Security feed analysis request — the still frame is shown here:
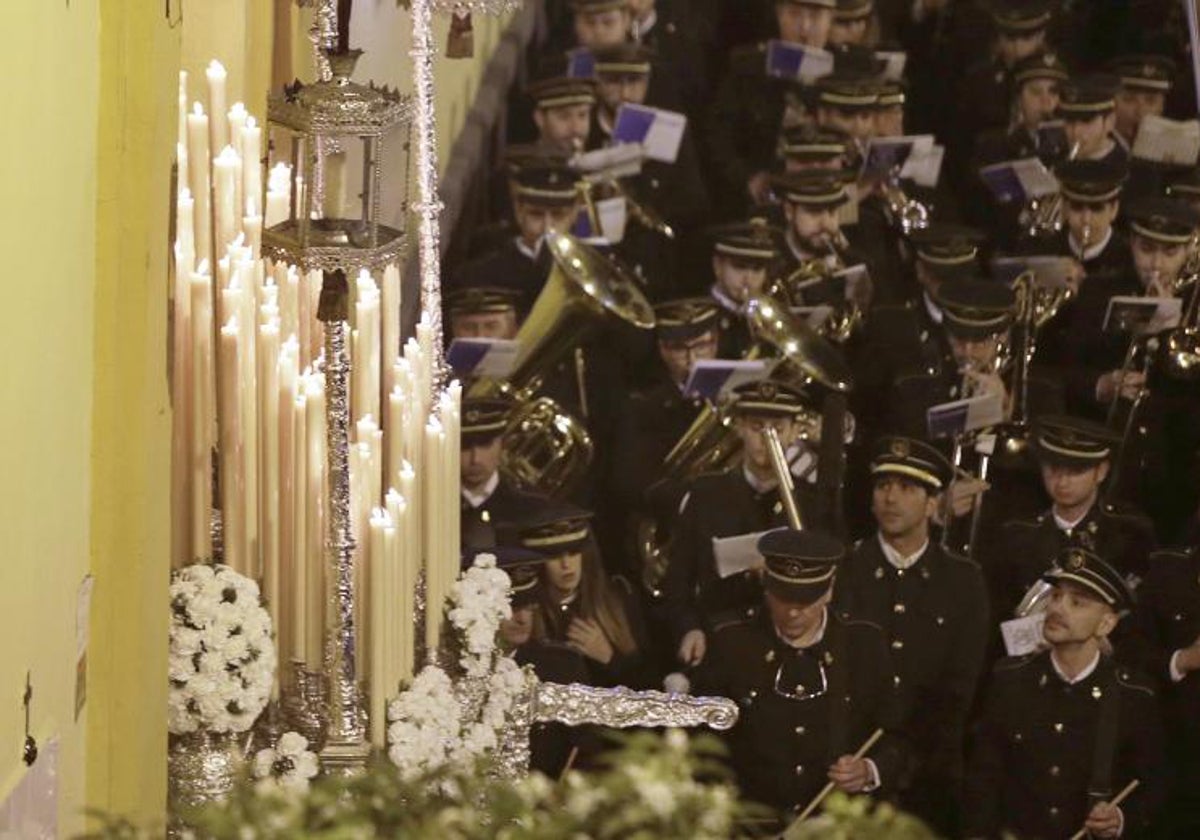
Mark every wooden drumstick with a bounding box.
[794,728,884,821]
[1067,779,1140,840]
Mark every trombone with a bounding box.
[764,426,804,530]
[1020,141,1079,239]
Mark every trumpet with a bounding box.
[768,235,863,343]
[577,173,675,240]
[880,166,931,235]
[1020,141,1079,238]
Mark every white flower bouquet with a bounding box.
[168,563,276,735]
[252,731,320,793]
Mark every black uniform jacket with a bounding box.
[695,607,911,814]
[460,477,547,550]
[663,468,825,643]
[449,237,553,319]
[1129,547,1200,799]
[964,651,1166,839]
[985,501,1157,622]
[838,536,990,789]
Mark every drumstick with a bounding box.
[794,728,884,821]
[1067,779,1140,840]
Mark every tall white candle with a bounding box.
[258,318,282,696]
[277,337,300,665]
[242,117,263,217]
[367,509,391,747]
[176,188,196,277]
[304,373,326,667]
[206,60,229,153]
[213,145,241,257]
[265,162,291,228]
[381,263,401,399]
[189,265,214,562]
[219,315,246,575]
[291,382,309,663]
[186,103,212,270]
[178,70,189,152]
[386,487,413,685]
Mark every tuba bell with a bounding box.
[1158,238,1200,381]
[472,232,656,497]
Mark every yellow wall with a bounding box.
[0,2,101,834]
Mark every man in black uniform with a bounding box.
[829,0,874,48]
[1059,74,1129,168]
[459,397,546,550]
[839,436,989,835]
[526,59,597,157]
[444,286,521,342]
[664,378,828,668]
[704,0,837,216]
[985,415,1157,623]
[964,547,1166,839]
[1035,159,1140,418]
[695,527,910,818]
[1130,543,1200,834]
[452,158,581,318]
[703,219,784,356]
[1109,54,1175,155]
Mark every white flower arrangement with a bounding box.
[168,563,276,735]
[387,553,530,779]
[252,731,320,794]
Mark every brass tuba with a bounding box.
[473,232,656,497]
[1158,238,1200,381]
[635,293,851,593]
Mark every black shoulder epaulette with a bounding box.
[1115,667,1156,697]
[994,652,1039,673]
[711,604,759,633]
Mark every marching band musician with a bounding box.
[694,527,911,819]
[973,50,1070,171]
[704,219,784,357]
[444,286,521,342]
[829,0,874,49]
[983,415,1157,624]
[1109,55,1175,154]
[458,397,546,550]
[664,378,831,669]
[1058,74,1129,168]
[838,436,988,836]
[1111,197,1200,542]
[526,56,597,156]
[1129,542,1200,834]
[964,547,1166,839]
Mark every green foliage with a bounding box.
[781,792,939,840]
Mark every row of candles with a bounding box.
[170,62,461,748]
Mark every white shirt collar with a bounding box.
[922,290,944,324]
[461,471,500,508]
[1069,226,1113,262]
[743,463,778,494]
[776,606,828,649]
[877,533,929,571]
[1052,498,1095,534]
[1050,649,1101,684]
[710,283,743,313]
[514,236,544,261]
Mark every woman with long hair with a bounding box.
[516,502,655,689]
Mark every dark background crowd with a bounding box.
[442,1,1200,836]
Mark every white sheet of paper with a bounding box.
[642,108,688,163]
[1132,115,1200,165]
[1104,295,1182,335]
[900,143,945,188]
[1001,613,1046,657]
[713,531,768,579]
[683,358,772,401]
[876,50,907,81]
[574,143,644,181]
[926,391,1005,439]
[994,255,1075,289]
[595,195,628,243]
[1013,157,1059,199]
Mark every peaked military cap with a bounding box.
[730,378,809,418]
[445,286,521,317]
[1058,74,1119,119]
[708,218,783,261]
[909,223,986,267]
[815,68,881,111]
[1056,159,1126,204]
[569,0,629,12]
[834,0,874,21]
[1043,547,1134,612]
[870,435,953,492]
[1012,51,1069,87]
[516,501,594,554]
[1167,167,1200,199]
[1126,197,1199,245]
[592,42,655,76]
[509,159,580,206]
[874,79,906,108]
[1109,54,1176,93]
[758,528,844,603]
[654,298,722,342]
[526,55,597,109]
[779,124,850,162]
[770,171,851,209]
[1032,414,1118,467]
[461,397,513,444]
[987,0,1054,34]
[935,277,1017,339]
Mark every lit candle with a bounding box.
[277,337,300,665]
[258,318,282,696]
[206,60,229,152]
[265,162,291,228]
[219,315,246,575]
[213,145,241,256]
[382,264,401,399]
[177,70,189,151]
[189,264,214,562]
[304,373,326,667]
[171,239,194,568]
[243,210,263,261]
[176,188,196,277]
[353,271,381,425]
[186,103,212,270]
[387,386,406,491]
[291,379,309,663]
[227,102,248,152]
[386,487,413,686]
[241,116,263,217]
[367,508,392,747]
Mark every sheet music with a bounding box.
[1132,115,1200,165]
